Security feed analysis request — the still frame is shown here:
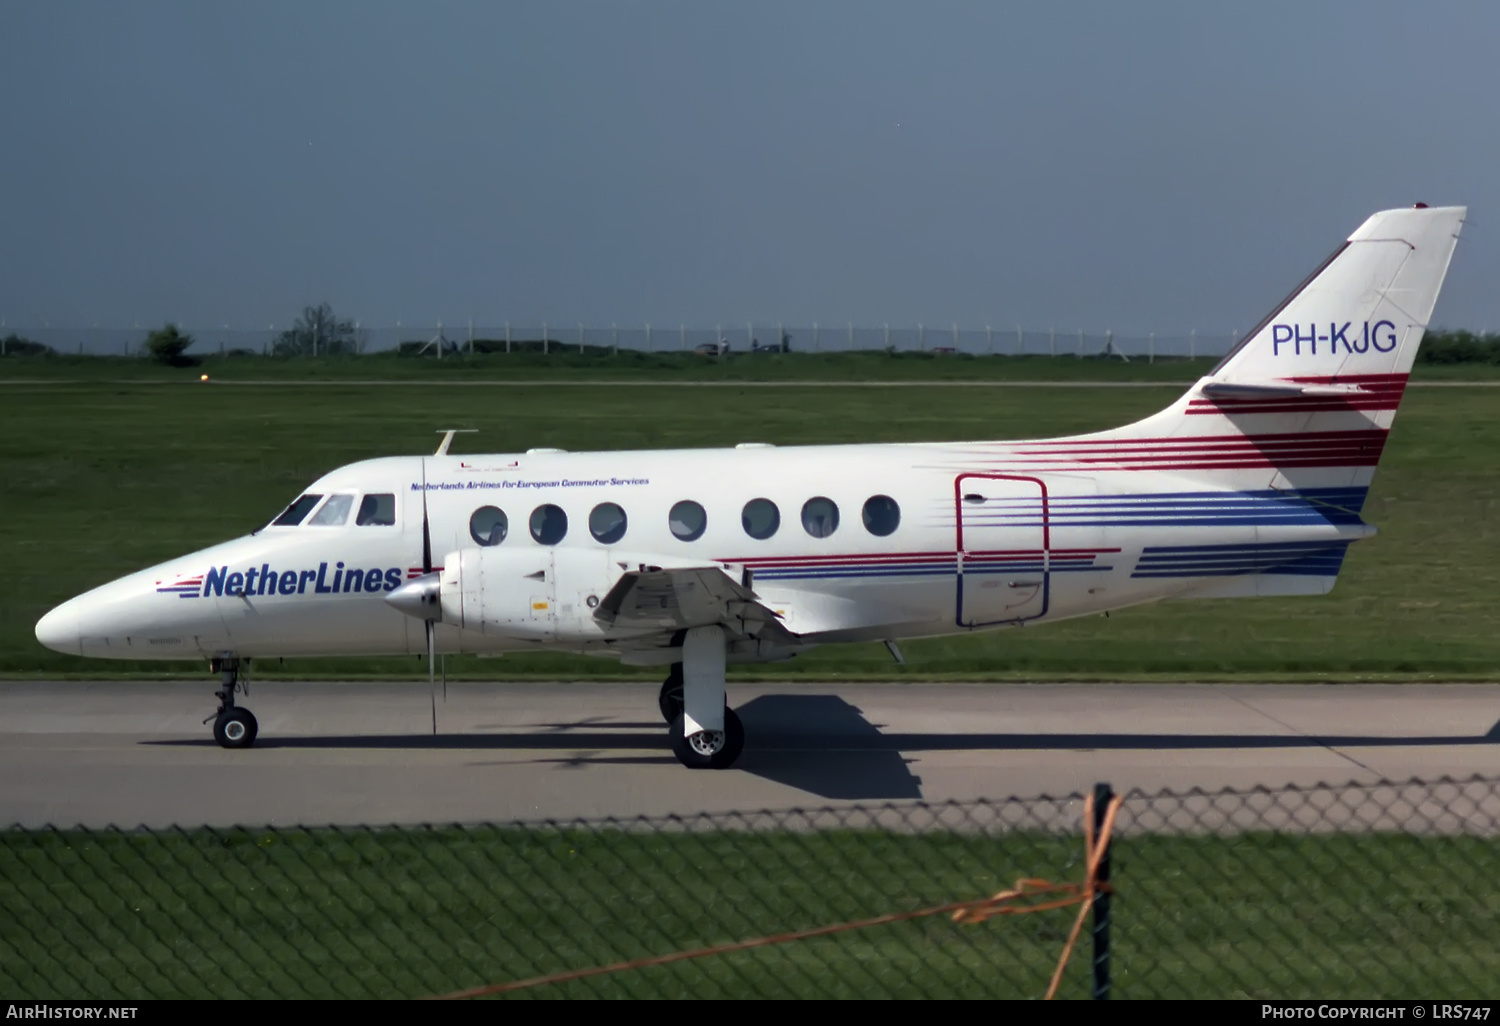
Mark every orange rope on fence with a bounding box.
[431,792,1125,1001]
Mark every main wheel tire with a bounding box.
[657,665,685,723]
[213,708,258,749]
[669,708,744,770]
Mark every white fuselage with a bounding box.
[33,435,1372,664]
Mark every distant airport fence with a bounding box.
[2,775,1497,999]
[0,323,1241,361]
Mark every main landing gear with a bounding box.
[205,657,258,749]
[659,626,744,770]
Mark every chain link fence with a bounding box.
[0,323,1239,361]
[2,775,1497,999]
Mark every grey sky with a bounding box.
[2,1,1496,333]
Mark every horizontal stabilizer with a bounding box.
[1200,382,1373,400]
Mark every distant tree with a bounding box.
[144,324,194,365]
[274,303,361,357]
[1417,328,1500,364]
[0,332,50,357]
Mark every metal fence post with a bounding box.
[1092,781,1113,999]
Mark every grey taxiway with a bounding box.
[2,680,1497,828]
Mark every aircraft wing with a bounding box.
[593,565,785,637]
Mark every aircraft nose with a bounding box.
[35,602,83,656]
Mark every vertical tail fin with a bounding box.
[1030,206,1467,600]
[1083,205,1468,494]
[1207,204,1465,388]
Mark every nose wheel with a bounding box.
[213,707,258,748]
[206,657,258,749]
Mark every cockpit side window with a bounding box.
[308,493,355,526]
[356,493,396,526]
[272,494,324,527]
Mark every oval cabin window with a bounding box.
[669,500,707,542]
[589,502,628,544]
[470,506,509,546]
[801,497,840,539]
[741,498,780,540]
[529,504,568,545]
[861,495,901,537]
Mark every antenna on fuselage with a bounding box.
[434,428,478,456]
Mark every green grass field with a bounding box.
[2,822,1493,999]
[4,353,1500,680]
[9,346,1500,382]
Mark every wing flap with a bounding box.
[594,565,782,633]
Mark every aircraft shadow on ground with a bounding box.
[144,699,1500,802]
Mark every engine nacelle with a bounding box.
[438,547,717,642]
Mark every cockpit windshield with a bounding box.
[271,493,324,527]
[308,494,354,526]
[356,493,396,526]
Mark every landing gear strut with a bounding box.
[205,657,258,749]
[665,626,745,770]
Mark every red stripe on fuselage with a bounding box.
[999,429,1387,470]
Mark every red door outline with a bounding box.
[954,472,1050,627]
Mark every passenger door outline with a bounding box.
[954,472,1050,627]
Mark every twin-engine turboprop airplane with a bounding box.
[35,205,1465,768]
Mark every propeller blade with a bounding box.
[420,458,433,575]
[427,620,436,736]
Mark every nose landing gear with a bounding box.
[205,657,258,749]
